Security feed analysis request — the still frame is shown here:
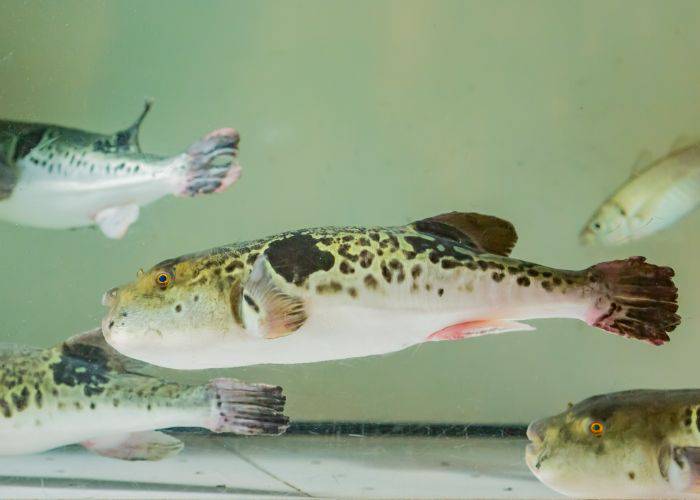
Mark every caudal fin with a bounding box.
[585,256,680,345]
[205,378,289,436]
[176,128,241,197]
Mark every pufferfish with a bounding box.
[102,211,680,369]
[527,389,700,498]
[0,101,241,239]
[581,138,700,245]
[0,329,288,461]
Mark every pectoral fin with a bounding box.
[240,254,307,339]
[94,204,139,239]
[657,445,700,493]
[82,431,183,461]
[62,328,150,376]
[427,319,535,341]
[0,156,17,201]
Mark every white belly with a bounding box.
[0,163,172,229]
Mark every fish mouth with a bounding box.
[579,228,595,246]
[525,419,547,472]
[102,287,119,307]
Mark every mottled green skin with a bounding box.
[0,102,151,200]
[145,224,586,315]
[528,390,700,496]
[0,341,198,423]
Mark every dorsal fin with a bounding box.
[60,328,151,376]
[670,135,697,152]
[630,150,654,178]
[113,99,153,153]
[412,212,518,256]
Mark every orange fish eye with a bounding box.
[589,421,604,435]
[156,272,171,288]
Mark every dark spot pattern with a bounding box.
[12,387,29,412]
[266,233,335,285]
[339,261,355,274]
[317,282,342,294]
[411,265,422,279]
[51,344,110,397]
[517,277,530,287]
[2,398,15,417]
[364,275,378,289]
[359,250,373,268]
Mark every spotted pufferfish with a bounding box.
[102,212,681,369]
[527,389,700,498]
[0,329,288,460]
[0,101,241,239]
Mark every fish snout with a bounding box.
[102,287,120,307]
[579,228,595,246]
[527,419,546,444]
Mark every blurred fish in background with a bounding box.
[581,138,700,245]
[0,101,241,239]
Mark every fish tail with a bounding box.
[203,378,289,435]
[175,128,241,197]
[584,256,680,345]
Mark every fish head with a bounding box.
[101,256,237,368]
[526,391,667,497]
[580,201,633,246]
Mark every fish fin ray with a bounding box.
[62,328,152,376]
[0,155,17,200]
[176,128,241,197]
[663,445,700,493]
[586,257,679,345]
[427,319,535,341]
[630,149,655,177]
[205,378,289,435]
[82,431,183,461]
[94,204,140,239]
[113,99,153,153]
[670,135,697,152]
[241,254,307,339]
[412,212,518,256]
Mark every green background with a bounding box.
[1,0,699,424]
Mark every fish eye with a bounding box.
[156,272,172,288]
[592,222,602,231]
[589,421,604,436]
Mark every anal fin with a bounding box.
[82,431,183,461]
[427,319,535,341]
[240,255,307,339]
[94,204,139,239]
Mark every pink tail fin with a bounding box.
[176,128,241,197]
[205,378,289,436]
[585,256,680,345]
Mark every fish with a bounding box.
[526,389,700,498]
[100,211,681,369]
[0,329,288,460]
[581,139,700,245]
[0,101,241,239]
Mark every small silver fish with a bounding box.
[0,329,288,460]
[0,101,241,239]
[101,212,679,369]
[527,389,700,498]
[581,139,700,245]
